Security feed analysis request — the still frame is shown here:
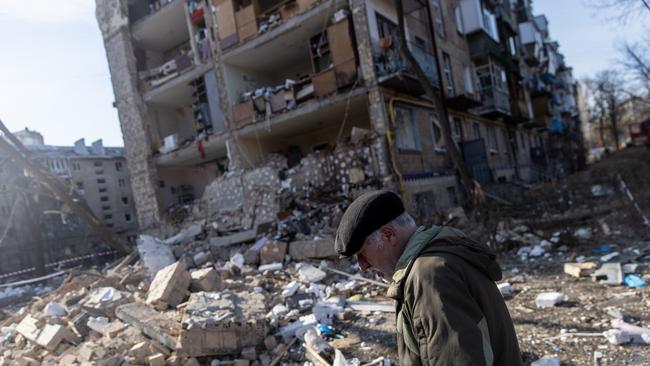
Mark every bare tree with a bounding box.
[585,0,650,24]
[584,71,629,150]
[393,0,477,210]
[620,38,650,99]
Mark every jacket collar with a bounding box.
[387,226,442,300]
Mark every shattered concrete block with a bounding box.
[16,315,41,343]
[146,353,166,366]
[43,302,67,317]
[129,341,151,363]
[192,251,211,267]
[179,292,268,357]
[116,302,181,351]
[234,360,250,366]
[604,329,631,345]
[281,281,300,298]
[190,268,222,292]
[260,241,287,265]
[164,224,203,245]
[137,235,176,279]
[35,324,75,351]
[209,229,257,248]
[147,262,192,310]
[80,286,132,317]
[288,239,337,261]
[564,262,597,277]
[277,314,318,341]
[535,292,567,308]
[298,264,326,283]
[258,263,283,272]
[592,263,624,285]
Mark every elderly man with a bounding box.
[335,190,521,366]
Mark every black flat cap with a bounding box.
[335,190,405,257]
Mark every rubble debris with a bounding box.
[298,264,327,283]
[179,292,267,356]
[563,262,597,277]
[209,229,257,248]
[288,239,337,261]
[137,235,176,279]
[115,302,181,350]
[600,251,620,262]
[80,286,132,317]
[146,261,192,310]
[592,263,624,285]
[624,274,646,288]
[190,267,222,292]
[164,224,203,245]
[530,355,560,366]
[497,282,514,297]
[259,263,283,272]
[535,292,567,308]
[43,302,67,317]
[260,241,287,264]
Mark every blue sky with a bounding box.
[0,0,646,147]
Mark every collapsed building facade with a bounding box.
[96,0,586,231]
[0,129,137,278]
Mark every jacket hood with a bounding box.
[388,226,502,299]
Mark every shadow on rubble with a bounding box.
[338,322,396,345]
[512,317,601,334]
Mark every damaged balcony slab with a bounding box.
[144,63,212,108]
[235,85,368,139]
[154,132,227,167]
[132,0,188,52]
[222,0,347,73]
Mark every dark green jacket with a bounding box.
[387,226,521,366]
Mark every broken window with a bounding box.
[115,162,123,171]
[429,112,444,151]
[96,169,104,175]
[99,188,108,193]
[72,162,80,171]
[102,205,111,211]
[488,127,498,152]
[97,178,106,184]
[100,196,109,202]
[94,161,103,167]
[442,53,455,96]
[122,197,129,204]
[394,105,421,151]
[76,182,84,190]
[451,116,463,141]
[104,214,113,220]
[125,213,132,222]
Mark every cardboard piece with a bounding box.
[313,68,337,97]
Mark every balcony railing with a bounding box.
[477,86,511,116]
[373,38,439,85]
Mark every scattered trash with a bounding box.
[535,292,567,308]
[530,355,560,366]
[624,274,646,288]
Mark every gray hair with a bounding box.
[366,212,415,245]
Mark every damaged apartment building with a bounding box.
[0,129,137,278]
[96,0,585,231]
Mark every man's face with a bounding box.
[356,226,403,278]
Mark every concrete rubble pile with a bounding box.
[0,222,397,365]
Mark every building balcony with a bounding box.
[467,31,504,64]
[143,62,212,108]
[373,39,439,95]
[446,92,481,111]
[155,132,228,167]
[131,0,189,52]
[475,87,511,117]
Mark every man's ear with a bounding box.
[379,225,397,243]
